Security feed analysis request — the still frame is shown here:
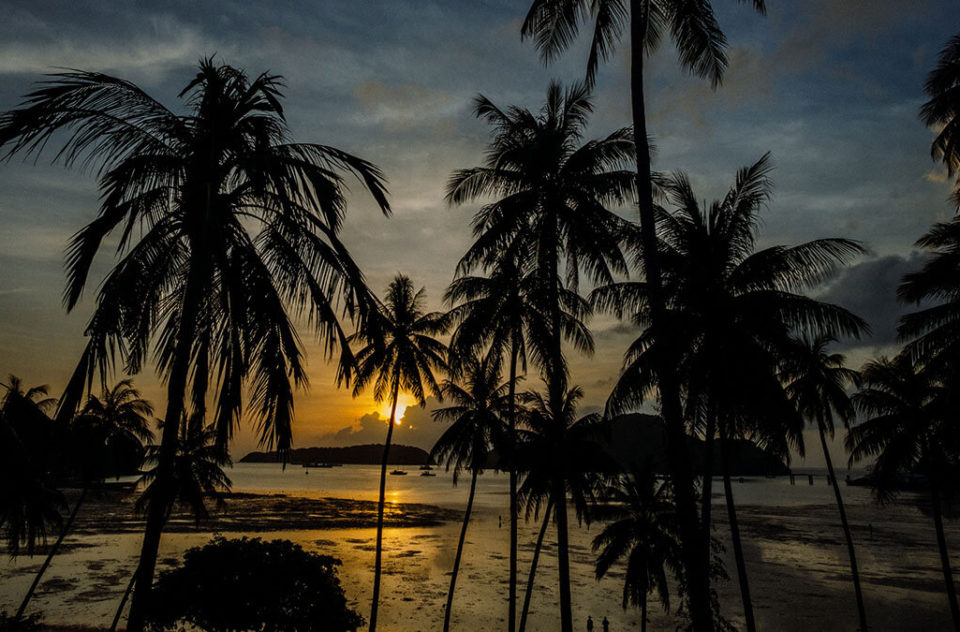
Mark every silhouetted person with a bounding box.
[587,615,593,632]
[602,616,609,632]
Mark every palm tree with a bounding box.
[447,82,632,629]
[849,355,960,631]
[519,3,767,625]
[0,60,389,632]
[782,336,867,632]
[899,218,960,370]
[515,381,610,632]
[430,354,511,632]
[351,274,448,632]
[595,155,866,629]
[921,33,960,206]
[592,465,681,632]
[16,380,154,622]
[0,377,65,558]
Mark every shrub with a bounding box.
[146,537,362,632]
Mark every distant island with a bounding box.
[240,443,432,466]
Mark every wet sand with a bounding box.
[1,484,958,631]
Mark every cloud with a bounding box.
[817,253,928,349]
[316,396,446,451]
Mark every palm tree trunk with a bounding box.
[931,485,960,631]
[701,405,716,556]
[641,592,648,632]
[443,468,479,632]
[15,487,87,621]
[369,374,401,632]
[817,416,868,631]
[553,478,573,632]
[719,432,756,632]
[519,500,553,632]
[126,264,205,632]
[111,564,139,632]
[508,335,520,632]
[628,2,711,628]
[127,274,200,632]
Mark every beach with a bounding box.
[1,464,957,631]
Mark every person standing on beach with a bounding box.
[587,615,594,632]
[602,616,609,631]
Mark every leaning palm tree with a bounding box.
[351,274,448,632]
[519,3,767,625]
[782,336,867,632]
[0,60,389,632]
[515,380,609,632]
[430,354,511,632]
[593,465,681,632]
[921,33,960,206]
[15,380,154,622]
[595,155,866,629]
[850,355,960,631]
[0,377,65,558]
[447,82,632,629]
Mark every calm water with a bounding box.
[4,462,951,631]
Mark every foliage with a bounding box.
[0,611,41,632]
[920,33,960,206]
[146,537,362,632]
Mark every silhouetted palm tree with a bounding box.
[518,499,553,632]
[448,82,632,628]
[899,218,960,371]
[850,354,960,631]
[0,377,64,558]
[0,60,389,632]
[595,155,866,629]
[782,336,867,632]
[430,354,511,632]
[16,380,154,622]
[516,381,609,632]
[519,3,768,622]
[921,33,960,206]
[351,274,448,632]
[592,465,681,632]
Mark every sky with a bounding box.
[0,1,956,465]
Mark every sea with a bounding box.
[1,463,954,631]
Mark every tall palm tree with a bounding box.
[595,155,866,629]
[0,60,389,632]
[447,82,632,629]
[0,377,65,558]
[921,33,960,206]
[592,465,681,632]
[430,354,511,632]
[520,3,767,625]
[516,381,610,632]
[16,380,154,622]
[351,274,448,632]
[782,336,867,632]
[849,354,960,631]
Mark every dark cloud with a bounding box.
[817,253,928,349]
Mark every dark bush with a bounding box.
[146,537,362,632]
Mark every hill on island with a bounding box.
[239,414,788,476]
[240,444,431,466]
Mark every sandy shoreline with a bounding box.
[2,485,959,631]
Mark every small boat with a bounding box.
[390,469,407,476]
[302,462,334,469]
[419,464,434,471]
[420,471,436,477]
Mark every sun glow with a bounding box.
[380,393,413,424]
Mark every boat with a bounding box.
[390,469,407,476]
[302,462,334,469]
[420,471,436,477]
[419,464,433,471]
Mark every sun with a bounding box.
[380,393,413,424]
